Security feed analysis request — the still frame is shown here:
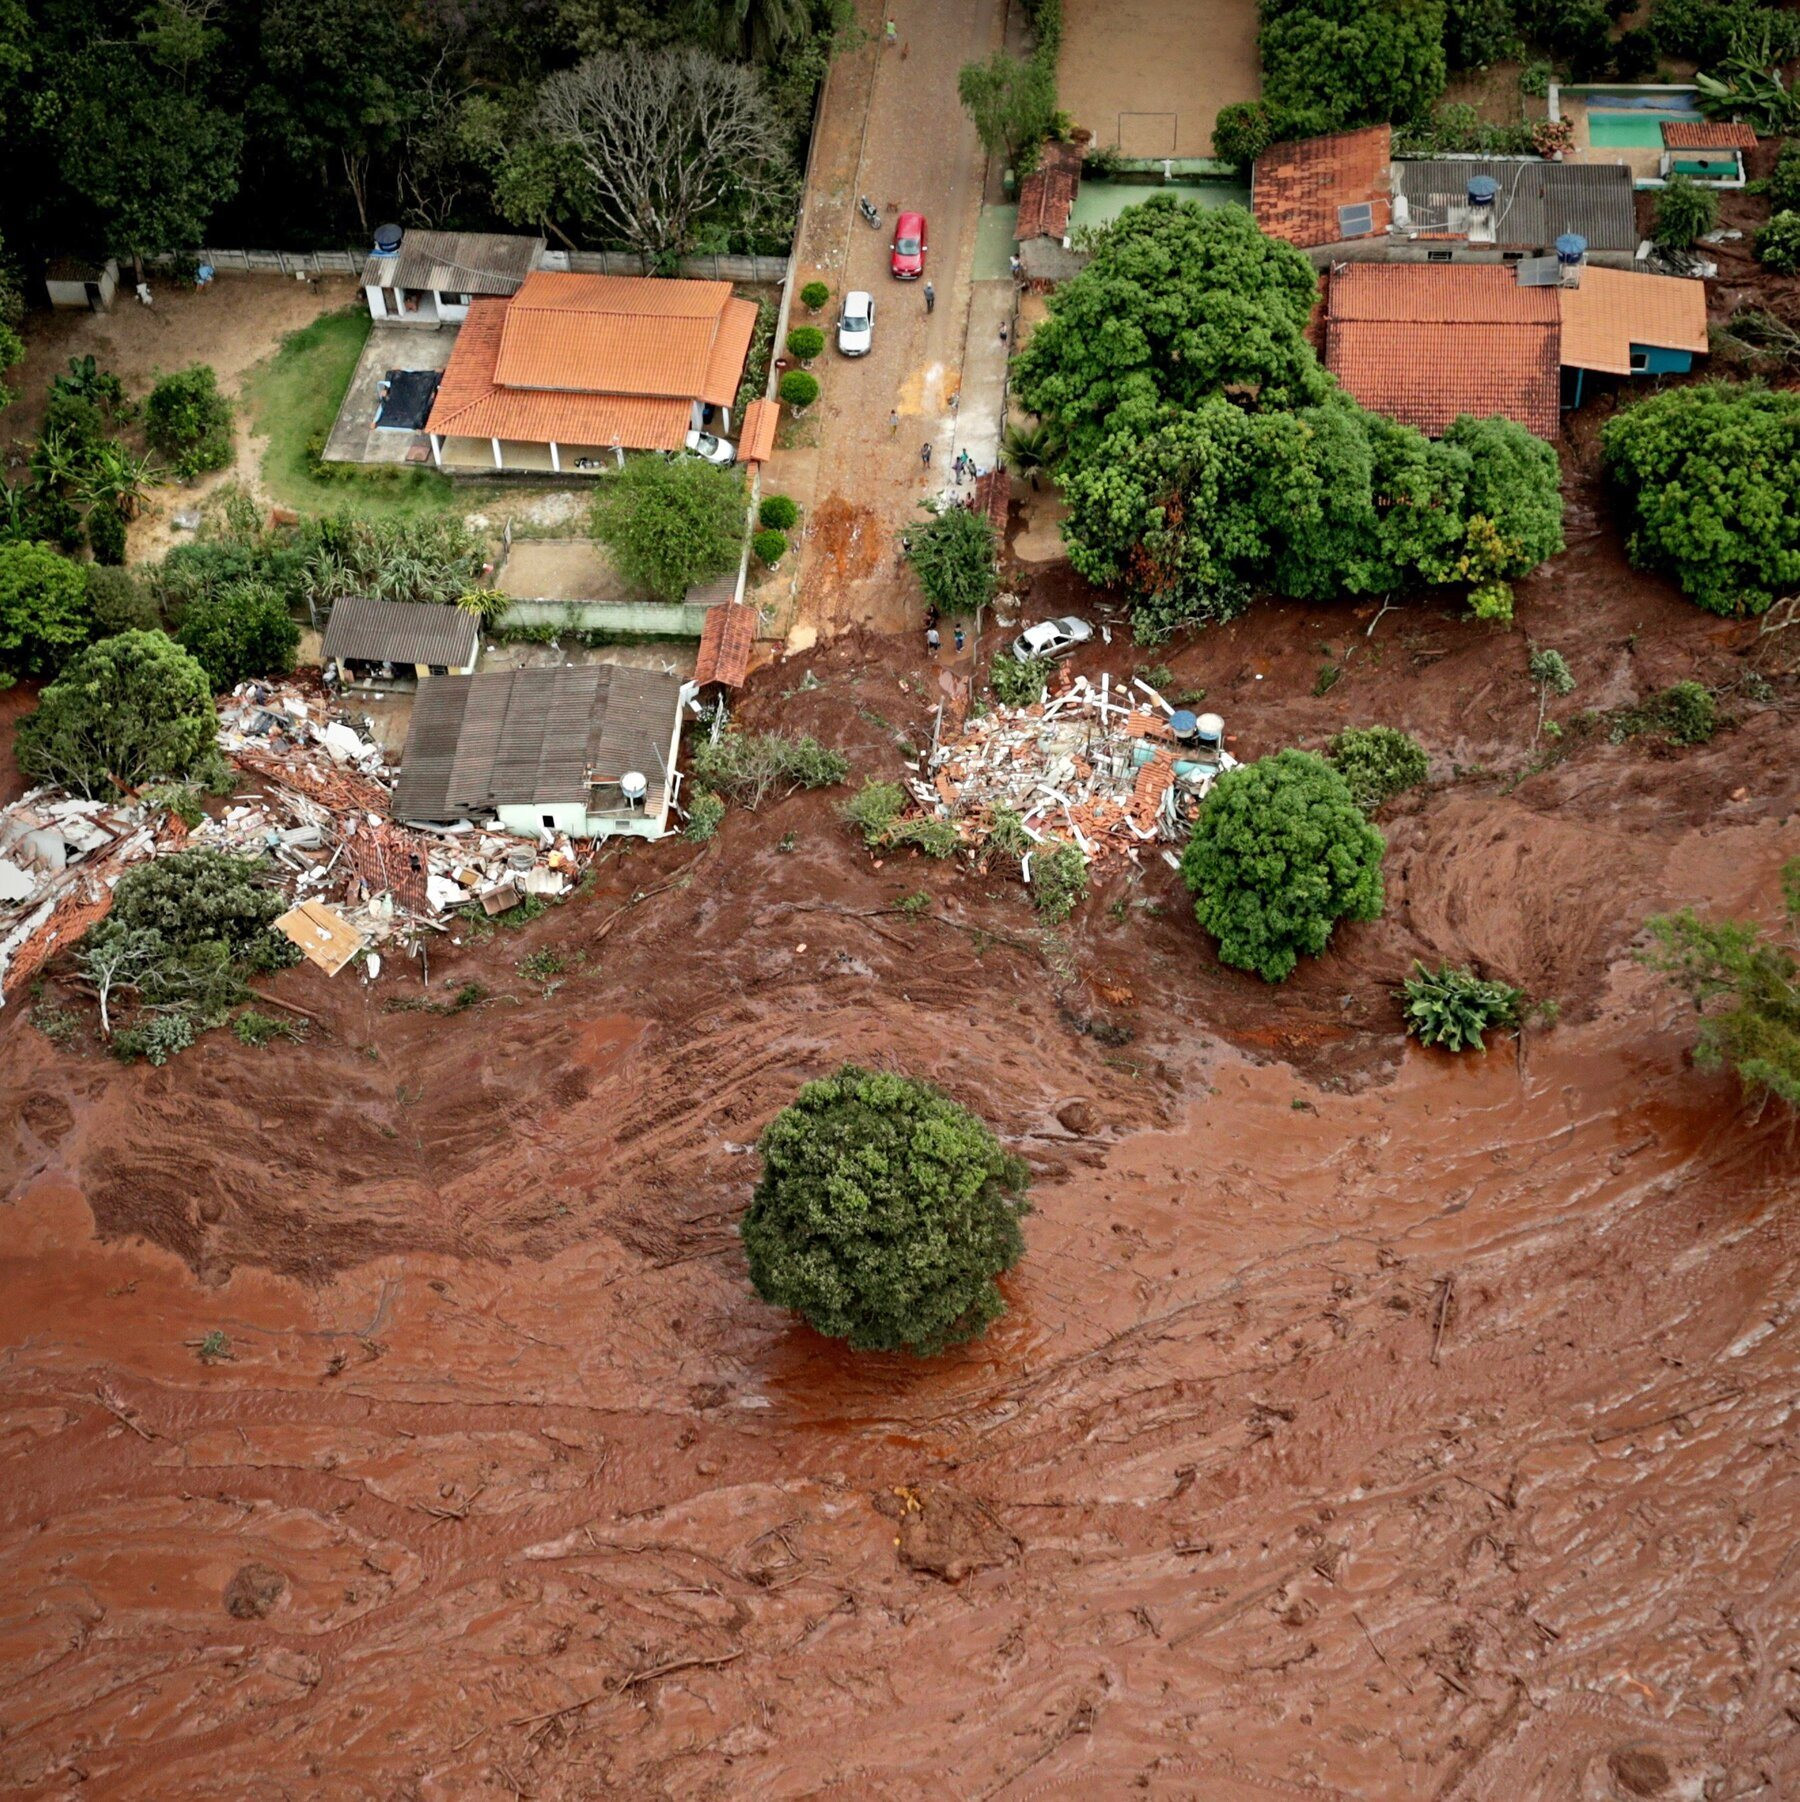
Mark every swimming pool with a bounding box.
[1587,111,1700,148]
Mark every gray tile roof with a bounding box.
[1392,159,1638,253]
[361,230,543,296]
[322,596,479,670]
[391,665,685,824]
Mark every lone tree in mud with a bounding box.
[741,1066,1031,1355]
[1180,749,1385,983]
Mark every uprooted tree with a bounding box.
[1180,749,1386,982]
[740,1065,1032,1354]
[1640,859,1800,1111]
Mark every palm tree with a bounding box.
[688,0,814,61]
[1000,420,1065,491]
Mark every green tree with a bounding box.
[0,541,91,684]
[1180,749,1385,981]
[1767,141,1800,215]
[778,368,819,411]
[1259,0,1448,131]
[16,629,216,797]
[589,454,743,600]
[0,319,22,411]
[1651,175,1718,250]
[1325,725,1428,812]
[906,505,996,618]
[175,583,301,690]
[740,1065,1031,1354]
[84,564,159,636]
[1443,0,1516,70]
[752,526,788,564]
[1652,0,1800,65]
[1601,381,1800,615]
[145,365,234,480]
[1641,860,1800,1110]
[1211,99,1329,169]
[758,493,799,530]
[1013,197,1328,463]
[785,325,824,362]
[956,49,1056,165]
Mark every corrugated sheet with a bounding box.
[322,596,478,669]
[362,231,542,295]
[392,666,684,822]
[1392,159,1637,252]
[1253,126,1391,250]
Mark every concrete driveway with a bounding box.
[775,0,1008,646]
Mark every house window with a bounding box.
[1629,349,1649,373]
[437,290,470,307]
[1502,251,1523,263]
[542,814,557,830]
[1427,249,1453,263]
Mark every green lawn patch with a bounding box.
[245,309,472,522]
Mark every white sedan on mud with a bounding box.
[684,429,737,467]
[837,290,874,357]
[1012,616,1094,662]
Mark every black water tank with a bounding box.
[373,222,403,255]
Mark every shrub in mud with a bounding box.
[740,1065,1031,1354]
[1179,750,1385,983]
[1641,858,1800,1112]
[1398,962,1523,1053]
[1325,726,1427,814]
[690,727,846,809]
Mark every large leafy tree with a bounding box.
[906,504,997,619]
[1601,382,1800,616]
[741,1065,1031,1355]
[16,630,216,797]
[1180,750,1386,982]
[1259,0,1448,130]
[589,452,743,599]
[1013,198,1329,462]
[957,50,1056,165]
[0,541,90,685]
[175,583,302,691]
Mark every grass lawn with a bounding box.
[246,309,503,522]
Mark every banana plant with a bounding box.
[78,441,159,519]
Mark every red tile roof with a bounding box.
[1016,140,1084,242]
[1324,263,1560,439]
[1253,126,1392,250]
[740,397,780,464]
[1559,264,1708,375]
[1662,120,1755,149]
[693,602,757,687]
[427,273,757,450]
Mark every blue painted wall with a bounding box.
[1632,344,1693,374]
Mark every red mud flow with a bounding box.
[2,471,1798,1797]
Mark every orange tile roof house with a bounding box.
[1324,263,1562,439]
[1253,126,1392,258]
[424,272,761,475]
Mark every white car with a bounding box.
[684,428,736,467]
[1012,616,1094,662]
[837,290,874,357]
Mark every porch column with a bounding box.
[490,436,503,470]
[612,440,624,470]
[549,440,560,474]
[719,406,731,436]
[429,433,442,469]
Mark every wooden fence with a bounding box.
[171,247,791,284]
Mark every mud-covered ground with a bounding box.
[2,450,1797,1797]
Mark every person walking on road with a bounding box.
[925,624,940,654]
[889,408,899,434]
[953,623,965,653]
[920,441,932,468]
[923,281,935,314]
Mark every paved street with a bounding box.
[772,0,1010,648]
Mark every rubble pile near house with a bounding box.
[209,684,590,959]
[907,667,1237,871]
[0,793,168,1000]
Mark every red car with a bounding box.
[890,211,927,280]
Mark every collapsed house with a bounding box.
[907,669,1236,873]
[391,664,695,841]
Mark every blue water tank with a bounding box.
[1466,176,1500,208]
[1555,232,1588,268]
[1169,709,1199,744]
[373,222,403,255]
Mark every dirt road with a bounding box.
[779,0,1006,647]
[3,441,1799,1793]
